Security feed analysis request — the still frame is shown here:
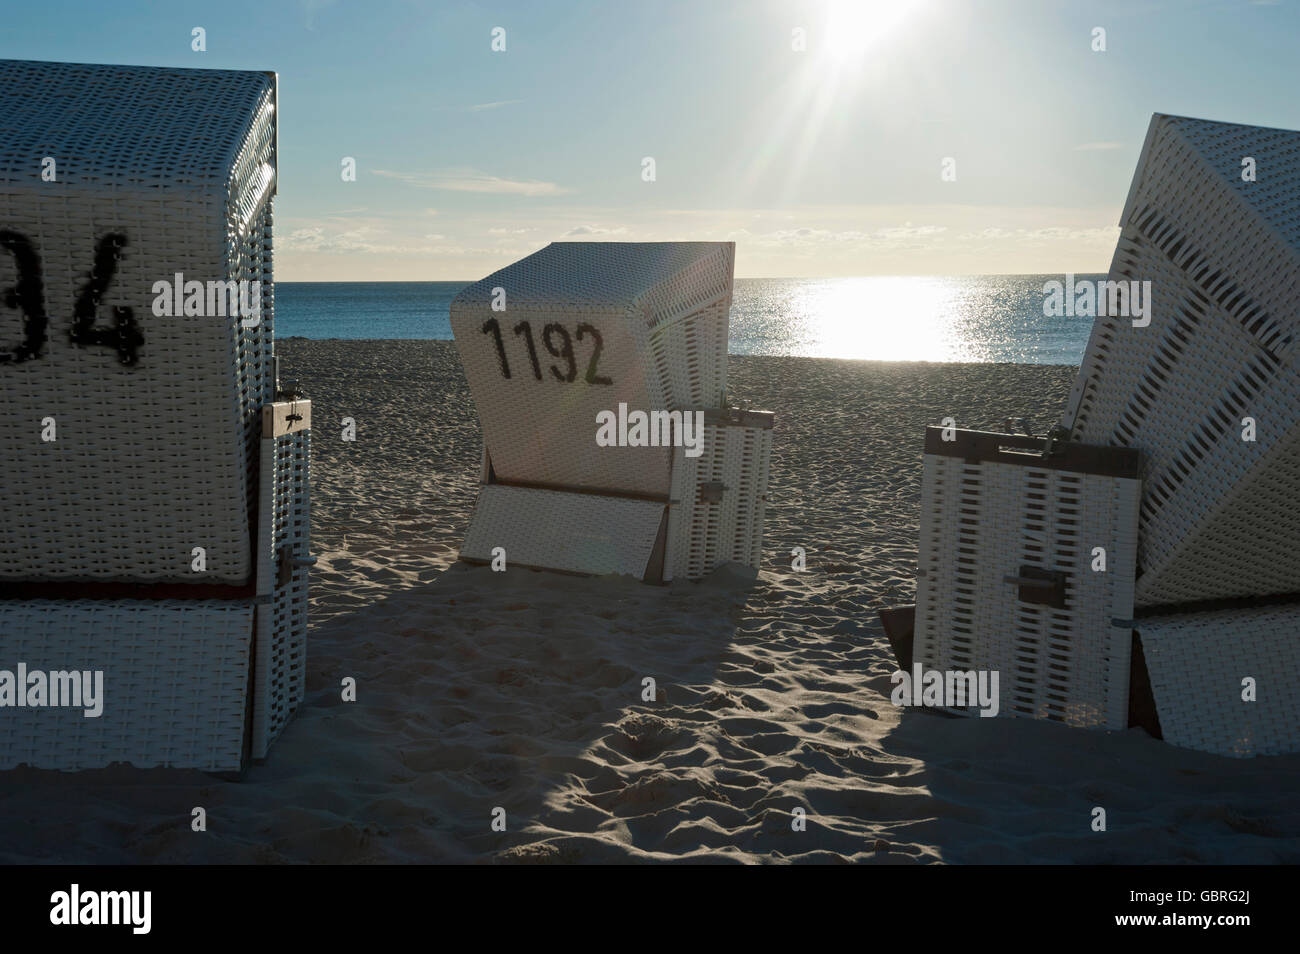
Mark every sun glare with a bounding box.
[825,0,922,62]
[784,277,975,363]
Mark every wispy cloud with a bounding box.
[467,99,524,112]
[964,226,1117,243]
[562,224,629,237]
[372,169,571,196]
[729,224,948,247]
[299,0,337,30]
[280,225,478,256]
[276,204,1122,279]
[431,99,526,113]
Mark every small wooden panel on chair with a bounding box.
[262,399,312,438]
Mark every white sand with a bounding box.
[2,340,1298,864]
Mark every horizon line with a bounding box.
[276,271,1112,284]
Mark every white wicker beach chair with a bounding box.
[912,428,1142,729]
[0,60,309,771]
[1133,602,1300,758]
[451,242,772,581]
[1064,114,1300,607]
[897,115,1300,756]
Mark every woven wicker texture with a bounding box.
[1139,604,1300,757]
[1064,114,1300,606]
[0,409,310,770]
[665,441,699,581]
[470,413,772,582]
[671,419,772,579]
[252,427,310,759]
[0,59,277,583]
[450,242,733,497]
[0,599,253,771]
[460,484,665,577]
[913,447,1141,729]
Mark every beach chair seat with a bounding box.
[912,427,1141,729]
[1064,114,1300,607]
[1133,601,1300,758]
[451,242,772,580]
[1,601,255,770]
[461,407,773,581]
[0,60,309,771]
[0,397,310,771]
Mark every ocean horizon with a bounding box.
[276,274,1105,366]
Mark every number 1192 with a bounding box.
[480,318,612,385]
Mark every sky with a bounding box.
[3,0,1298,280]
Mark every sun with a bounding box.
[824,0,923,62]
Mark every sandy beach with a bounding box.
[2,340,1298,864]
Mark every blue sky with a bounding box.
[4,0,1298,278]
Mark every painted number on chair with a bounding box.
[1,230,143,366]
[480,317,612,385]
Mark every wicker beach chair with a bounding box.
[1064,114,1300,608]
[895,114,1300,757]
[911,428,1142,729]
[0,60,310,772]
[450,242,772,581]
[1133,602,1300,757]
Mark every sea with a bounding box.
[275,274,1104,366]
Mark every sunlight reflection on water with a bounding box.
[728,275,1100,365]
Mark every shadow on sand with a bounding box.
[0,561,756,863]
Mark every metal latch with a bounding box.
[277,547,318,586]
[698,481,726,503]
[1003,565,1068,609]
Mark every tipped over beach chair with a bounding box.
[1065,114,1300,607]
[0,60,311,772]
[450,242,772,582]
[889,114,1300,757]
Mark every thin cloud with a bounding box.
[372,169,571,196]
[468,99,524,111]
[299,0,337,30]
[563,224,629,237]
[430,99,526,113]
[963,226,1117,243]
[280,225,468,256]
